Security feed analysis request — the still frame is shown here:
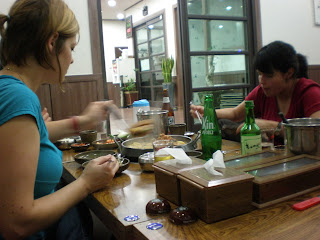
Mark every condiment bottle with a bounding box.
[240,100,262,155]
[201,94,222,160]
[161,88,175,126]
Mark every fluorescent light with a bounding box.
[108,0,116,7]
[117,13,124,20]
[226,6,232,11]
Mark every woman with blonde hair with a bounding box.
[0,0,119,239]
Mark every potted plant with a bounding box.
[122,78,139,106]
[161,56,175,108]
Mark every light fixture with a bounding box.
[117,13,124,20]
[148,24,154,29]
[226,6,232,11]
[218,25,223,29]
[108,0,116,7]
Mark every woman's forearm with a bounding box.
[46,116,92,142]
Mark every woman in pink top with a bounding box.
[191,41,320,143]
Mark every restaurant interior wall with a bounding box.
[2,0,108,121]
[260,0,320,65]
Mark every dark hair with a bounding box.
[0,0,79,83]
[254,41,308,78]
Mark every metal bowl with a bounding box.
[138,152,154,172]
[283,118,320,155]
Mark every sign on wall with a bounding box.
[126,15,133,38]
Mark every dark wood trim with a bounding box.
[87,0,108,100]
[65,74,102,82]
[254,0,262,50]
[88,0,102,75]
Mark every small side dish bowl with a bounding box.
[79,130,97,144]
[82,156,130,174]
[92,138,118,150]
[71,143,90,152]
[138,152,154,172]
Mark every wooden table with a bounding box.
[62,140,320,240]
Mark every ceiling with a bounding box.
[101,0,143,20]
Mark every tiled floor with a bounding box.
[109,107,185,135]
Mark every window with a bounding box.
[178,0,256,130]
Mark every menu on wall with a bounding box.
[126,15,133,38]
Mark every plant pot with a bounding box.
[124,91,139,106]
[162,82,175,109]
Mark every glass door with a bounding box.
[134,15,167,107]
[178,0,258,131]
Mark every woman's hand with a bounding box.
[79,101,119,130]
[41,107,52,122]
[190,104,204,119]
[79,154,119,193]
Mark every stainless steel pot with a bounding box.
[116,134,200,162]
[136,110,168,135]
[283,118,320,155]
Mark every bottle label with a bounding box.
[241,135,262,155]
[163,97,170,103]
[202,116,215,134]
[168,116,175,125]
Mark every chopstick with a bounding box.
[63,160,76,164]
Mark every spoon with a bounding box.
[278,112,288,124]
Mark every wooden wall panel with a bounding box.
[50,81,99,120]
[36,84,52,117]
[308,65,320,84]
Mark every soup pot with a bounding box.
[115,134,200,162]
[283,118,320,156]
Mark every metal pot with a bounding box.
[116,134,200,162]
[136,110,168,135]
[283,118,320,155]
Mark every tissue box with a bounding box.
[153,157,206,205]
[178,167,254,223]
[239,154,320,208]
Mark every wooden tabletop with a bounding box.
[62,140,320,240]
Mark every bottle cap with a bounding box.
[245,100,254,108]
[205,94,213,100]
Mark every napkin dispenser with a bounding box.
[153,157,206,205]
[239,154,320,208]
[178,167,254,223]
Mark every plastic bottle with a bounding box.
[161,89,175,125]
[201,94,222,160]
[132,99,150,122]
[240,100,262,155]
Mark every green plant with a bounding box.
[122,78,137,92]
[161,56,174,83]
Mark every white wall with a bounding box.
[102,20,130,82]
[0,0,92,75]
[260,0,320,64]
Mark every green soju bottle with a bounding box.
[241,100,262,155]
[201,94,222,160]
